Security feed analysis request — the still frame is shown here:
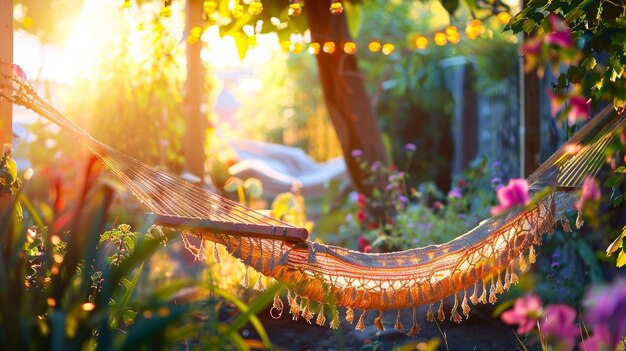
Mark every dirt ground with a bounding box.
[244,303,540,351]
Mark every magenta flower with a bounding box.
[501,294,543,334]
[568,96,590,124]
[351,149,363,158]
[575,176,601,210]
[584,279,626,348]
[405,143,416,151]
[540,304,580,350]
[545,14,573,48]
[579,324,611,351]
[491,179,530,216]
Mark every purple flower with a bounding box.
[501,294,543,334]
[491,179,530,216]
[575,176,601,211]
[579,324,611,351]
[447,187,462,199]
[405,143,416,151]
[398,195,408,204]
[568,96,590,124]
[491,161,501,169]
[583,279,626,348]
[540,304,580,350]
[491,177,502,186]
[351,149,363,158]
[545,14,573,48]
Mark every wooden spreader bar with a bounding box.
[146,213,309,243]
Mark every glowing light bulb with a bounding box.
[434,32,447,46]
[382,43,395,55]
[323,41,336,54]
[330,2,343,14]
[308,42,320,55]
[289,2,302,16]
[343,41,356,54]
[248,1,263,15]
[497,12,512,25]
[368,41,381,53]
[414,35,429,49]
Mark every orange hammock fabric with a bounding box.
[2,65,625,335]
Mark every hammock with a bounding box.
[2,64,625,335]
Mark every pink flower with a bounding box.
[357,235,369,249]
[356,210,367,223]
[501,294,543,334]
[568,96,590,124]
[575,176,601,210]
[433,201,443,211]
[12,64,28,82]
[540,304,580,350]
[405,143,416,151]
[583,279,626,348]
[356,193,366,207]
[545,14,573,48]
[351,149,363,158]
[363,245,372,253]
[491,179,530,216]
[579,324,611,351]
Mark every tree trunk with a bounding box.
[184,0,206,183]
[306,1,391,218]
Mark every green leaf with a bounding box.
[522,19,536,33]
[605,175,622,187]
[527,0,549,9]
[440,0,459,17]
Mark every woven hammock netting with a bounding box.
[2,63,625,335]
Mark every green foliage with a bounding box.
[0,153,23,219]
[339,156,500,251]
[62,15,185,170]
[508,0,626,109]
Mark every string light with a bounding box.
[465,19,483,39]
[368,41,381,53]
[323,42,336,54]
[343,41,356,54]
[414,35,429,49]
[248,1,263,15]
[203,0,216,13]
[497,12,511,25]
[445,26,460,44]
[381,43,395,55]
[308,42,320,55]
[434,32,447,46]
[288,1,302,16]
[329,1,343,15]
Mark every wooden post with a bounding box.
[0,0,12,152]
[0,0,13,219]
[184,0,206,181]
[520,0,541,177]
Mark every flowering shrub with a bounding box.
[340,154,502,251]
[502,280,626,351]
